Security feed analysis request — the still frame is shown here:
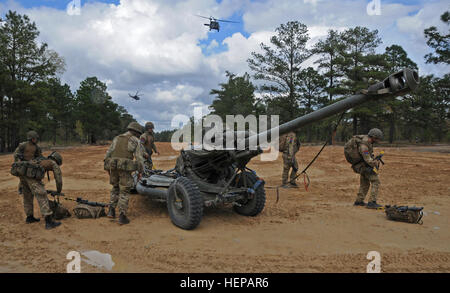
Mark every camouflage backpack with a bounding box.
[73,204,106,219]
[278,134,288,152]
[385,205,424,224]
[344,135,365,165]
[49,200,71,220]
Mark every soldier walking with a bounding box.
[104,122,145,224]
[281,131,301,188]
[140,122,160,175]
[344,128,383,209]
[12,131,63,229]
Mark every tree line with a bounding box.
[209,13,449,144]
[0,11,135,152]
[1,10,448,148]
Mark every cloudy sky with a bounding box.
[0,0,448,130]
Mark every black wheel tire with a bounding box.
[233,171,266,217]
[167,177,203,230]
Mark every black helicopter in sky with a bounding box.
[128,91,142,101]
[195,15,239,32]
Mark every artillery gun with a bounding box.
[134,69,419,230]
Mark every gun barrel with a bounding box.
[250,68,419,143]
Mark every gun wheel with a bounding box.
[167,177,203,230]
[233,171,266,217]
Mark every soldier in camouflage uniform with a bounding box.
[13,131,63,229]
[140,122,159,176]
[14,131,43,195]
[281,131,301,188]
[104,122,145,224]
[350,128,383,209]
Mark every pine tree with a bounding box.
[383,45,418,143]
[339,26,384,135]
[247,21,310,123]
[424,11,450,65]
[0,10,65,150]
[312,29,346,101]
[209,71,258,120]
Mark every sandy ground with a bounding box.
[0,142,449,273]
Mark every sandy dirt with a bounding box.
[0,143,449,273]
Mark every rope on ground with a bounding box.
[265,111,347,203]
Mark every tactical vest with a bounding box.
[278,134,288,152]
[344,135,371,165]
[104,133,138,172]
[10,161,45,180]
[23,142,38,161]
[279,133,297,153]
[141,132,155,155]
[111,133,134,160]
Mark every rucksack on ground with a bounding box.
[385,205,424,224]
[73,204,106,219]
[49,200,71,220]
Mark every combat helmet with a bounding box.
[27,131,39,141]
[48,151,63,166]
[368,128,383,140]
[127,122,144,135]
[145,122,154,130]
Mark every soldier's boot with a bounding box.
[107,207,116,218]
[353,200,366,206]
[367,201,383,209]
[289,181,298,188]
[281,182,291,189]
[118,213,130,225]
[25,215,40,223]
[45,215,61,230]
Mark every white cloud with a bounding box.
[1,0,448,131]
[206,31,273,76]
[395,0,450,75]
[154,84,203,103]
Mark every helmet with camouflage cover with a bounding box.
[27,131,39,141]
[145,122,154,131]
[127,122,144,135]
[368,128,383,140]
[48,151,63,166]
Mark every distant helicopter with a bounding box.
[128,91,142,101]
[195,15,239,32]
